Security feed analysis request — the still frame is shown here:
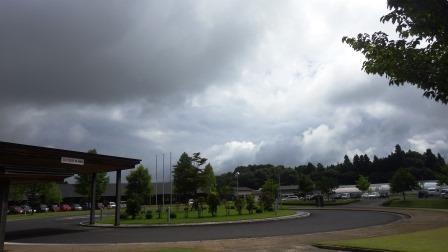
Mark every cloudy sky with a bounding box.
[1,0,447,180]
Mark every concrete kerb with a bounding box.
[79,211,310,228]
[286,206,412,219]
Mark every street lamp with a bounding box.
[235,172,240,197]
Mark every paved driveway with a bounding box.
[6,209,401,244]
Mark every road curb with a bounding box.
[79,211,310,228]
[313,243,400,252]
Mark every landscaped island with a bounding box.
[98,205,296,225]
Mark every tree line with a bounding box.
[216,144,447,193]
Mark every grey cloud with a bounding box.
[1,0,261,105]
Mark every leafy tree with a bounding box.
[343,0,448,103]
[260,179,278,211]
[74,149,109,200]
[356,175,371,192]
[207,192,220,217]
[9,184,27,202]
[125,165,151,218]
[126,198,141,219]
[126,165,152,203]
[39,183,62,204]
[201,163,216,194]
[234,196,245,215]
[390,168,419,200]
[173,152,207,200]
[246,194,256,214]
[315,171,338,200]
[437,165,448,186]
[297,174,314,197]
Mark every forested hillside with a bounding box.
[217,145,446,192]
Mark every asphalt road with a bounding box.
[5,209,401,244]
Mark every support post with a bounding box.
[0,180,10,252]
[114,169,122,226]
[89,173,97,225]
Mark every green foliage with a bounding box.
[297,174,314,196]
[39,182,62,204]
[343,0,448,104]
[261,179,278,211]
[194,196,206,218]
[216,144,445,190]
[173,152,207,199]
[126,165,151,218]
[222,199,231,216]
[126,164,152,204]
[437,165,448,186]
[9,184,27,202]
[245,194,255,214]
[145,210,153,219]
[207,192,220,217]
[234,196,245,215]
[126,198,141,219]
[201,163,216,194]
[74,149,109,199]
[356,175,371,192]
[315,170,338,199]
[390,168,419,200]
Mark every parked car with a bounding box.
[21,205,35,214]
[107,202,116,209]
[39,204,50,212]
[362,192,379,199]
[8,205,24,214]
[60,203,72,211]
[50,204,60,212]
[281,195,300,201]
[97,202,104,209]
[188,199,194,206]
[440,189,448,199]
[427,188,440,197]
[340,193,351,199]
[71,203,83,211]
[120,201,127,208]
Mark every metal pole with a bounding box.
[89,173,97,225]
[162,153,165,220]
[114,169,122,226]
[169,152,172,223]
[0,180,10,252]
[155,155,158,209]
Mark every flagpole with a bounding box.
[155,155,158,209]
[162,153,165,219]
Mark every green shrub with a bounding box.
[126,198,141,219]
[145,210,153,219]
[235,196,246,215]
[170,212,177,219]
[256,208,263,214]
[120,212,128,219]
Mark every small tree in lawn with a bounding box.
[207,192,220,217]
[390,168,419,201]
[356,175,371,194]
[222,199,231,216]
[261,179,278,211]
[246,194,255,214]
[126,165,152,219]
[234,196,245,215]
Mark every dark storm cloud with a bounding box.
[0,0,260,105]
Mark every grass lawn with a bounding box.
[98,205,295,225]
[7,209,115,222]
[315,226,448,252]
[383,198,448,209]
[281,199,359,206]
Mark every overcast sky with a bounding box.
[1,0,447,181]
